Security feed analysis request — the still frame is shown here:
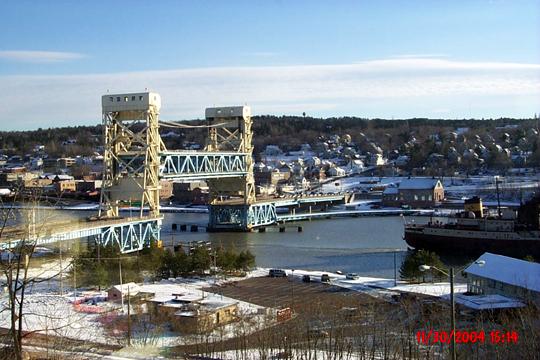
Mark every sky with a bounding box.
[1,0,539,130]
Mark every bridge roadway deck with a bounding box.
[212,193,348,207]
[277,209,434,222]
[0,216,161,250]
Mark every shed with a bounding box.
[107,282,141,302]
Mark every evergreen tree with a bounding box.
[400,249,446,282]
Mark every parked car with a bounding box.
[321,273,331,283]
[346,273,359,280]
[302,275,311,282]
[269,269,287,278]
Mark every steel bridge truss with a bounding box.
[95,218,161,253]
[160,151,248,181]
[209,202,277,231]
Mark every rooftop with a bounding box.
[398,178,441,190]
[452,293,525,310]
[465,252,540,293]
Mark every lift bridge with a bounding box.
[1,92,347,253]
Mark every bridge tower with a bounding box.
[100,92,165,218]
[205,106,256,205]
[205,106,277,231]
[97,92,164,252]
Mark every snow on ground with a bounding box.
[390,282,467,297]
[120,278,272,347]
[201,348,382,360]
[0,269,273,348]
[0,292,110,343]
[0,265,466,352]
[320,174,540,198]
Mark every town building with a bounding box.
[146,292,238,333]
[160,179,173,200]
[465,252,540,306]
[254,168,289,186]
[327,166,345,177]
[0,169,35,187]
[107,283,141,302]
[382,178,444,208]
[57,157,77,168]
[75,180,102,192]
[24,178,53,189]
[173,181,209,204]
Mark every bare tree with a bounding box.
[0,186,85,359]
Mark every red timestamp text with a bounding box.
[416,330,518,345]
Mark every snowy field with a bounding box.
[0,268,272,349]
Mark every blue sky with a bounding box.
[1,0,539,130]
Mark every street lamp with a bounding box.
[419,260,485,360]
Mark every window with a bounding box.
[414,195,418,201]
[109,97,113,102]
[124,96,128,102]
[428,195,432,201]
[139,96,143,101]
[421,195,425,201]
[116,97,121,102]
[132,96,136,101]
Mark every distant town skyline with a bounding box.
[1,0,539,130]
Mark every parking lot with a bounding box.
[206,274,381,315]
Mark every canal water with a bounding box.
[160,213,428,278]
[10,207,472,278]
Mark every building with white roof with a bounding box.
[144,288,238,333]
[465,252,540,305]
[382,178,444,208]
[107,282,141,302]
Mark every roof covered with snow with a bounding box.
[452,293,525,310]
[111,282,141,294]
[399,178,441,190]
[465,253,540,293]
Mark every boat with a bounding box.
[404,196,540,258]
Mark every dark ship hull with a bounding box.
[404,227,540,258]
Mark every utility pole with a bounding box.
[450,267,456,360]
[73,260,77,299]
[127,287,131,346]
[119,260,124,311]
[393,250,397,287]
[59,242,63,295]
[495,176,502,218]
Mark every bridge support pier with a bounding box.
[208,203,277,231]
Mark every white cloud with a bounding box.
[0,50,85,63]
[0,58,539,130]
[391,54,449,59]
